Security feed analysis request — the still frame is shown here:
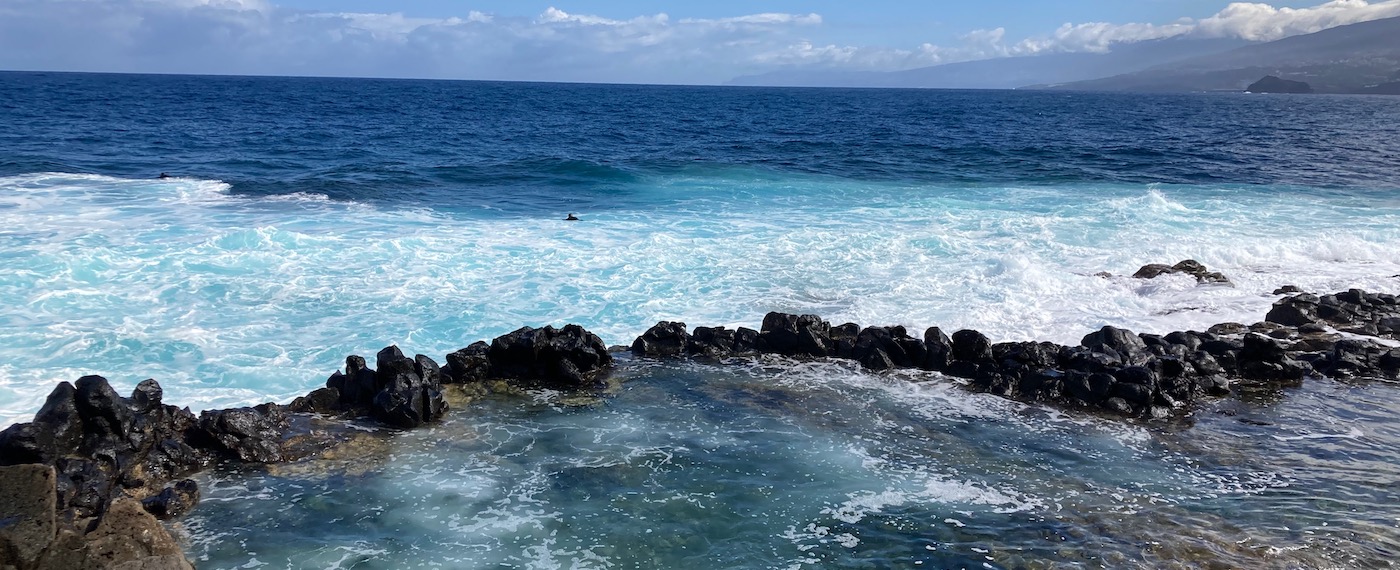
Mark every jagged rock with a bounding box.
[991,342,1059,380]
[1132,259,1231,284]
[1271,294,1321,326]
[733,327,759,354]
[328,355,380,409]
[859,347,896,371]
[756,313,832,358]
[369,347,448,429]
[195,404,290,463]
[74,375,134,453]
[689,325,755,357]
[852,326,925,370]
[950,329,991,363]
[0,382,82,466]
[2,377,206,521]
[632,321,690,357]
[140,480,199,520]
[1067,372,1116,405]
[828,323,860,360]
[1163,331,1203,351]
[971,369,1016,397]
[1081,326,1150,366]
[129,380,162,414]
[1274,285,1304,295]
[488,325,614,388]
[40,498,194,570]
[289,387,341,414]
[444,342,490,384]
[1018,369,1065,402]
[923,327,953,371]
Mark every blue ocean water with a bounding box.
[3,71,1400,568]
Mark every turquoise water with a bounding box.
[180,360,1400,569]
[3,172,1399,424]
[3,73,1400,568]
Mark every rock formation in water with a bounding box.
[632,288,1400,419]
[1246,76,1314,94]
[0,324,614,569]
[5,285,1400,568]
[1131,259,1231,284]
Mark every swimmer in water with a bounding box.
[158,172,172,179]
[565,213,579,221]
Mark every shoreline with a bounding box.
[3,266,1400,568]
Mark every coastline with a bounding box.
[3,263,1399,568]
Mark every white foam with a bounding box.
[4,173,1400,424]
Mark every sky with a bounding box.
[2,0,1398,84]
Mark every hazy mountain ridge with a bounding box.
[726,38,1250,89]
[1033,16,1400,93]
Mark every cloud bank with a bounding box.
[0,0,1397,83]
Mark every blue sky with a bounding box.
[2,0,1397,83]
[269,0,1319,44]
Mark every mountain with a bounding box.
[726,38,1248,90]
[1032,16,1400,93]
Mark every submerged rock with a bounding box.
[140,479,200,520]
[1132,260,1231,285]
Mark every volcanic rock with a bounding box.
[1132,259,1231,284]
[632,321,691,358]
[488,325,614,388]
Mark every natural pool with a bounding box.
[181,357,1400,569]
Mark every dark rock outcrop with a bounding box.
[487,325,614,388]
[443,342,491,384]
[632,321,691,358]
[140,479,199,520]
[1266,289,1400,338]
[1132,260,1231,285]
[0,376,210,521]
[1247,75,1313,94]
[0,324,621,568]
[194,404,291,464]
[370,347,448,428]
[757,313,833,358]
[627,289,1400,419]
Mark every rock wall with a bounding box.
[630,289,1400,418]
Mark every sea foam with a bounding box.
[2,172,1399,424]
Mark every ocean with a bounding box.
[2,71,1399,568]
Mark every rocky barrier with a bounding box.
[2,278,1399,569]
[633,288,1400,418]
[0,324,612,570]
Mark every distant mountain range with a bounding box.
[1030,16,1400,94]
[728,16,1400,94]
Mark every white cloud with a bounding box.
[0,0,1395,82]
[1196,0,1400,40]
[983,0,1400,57]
